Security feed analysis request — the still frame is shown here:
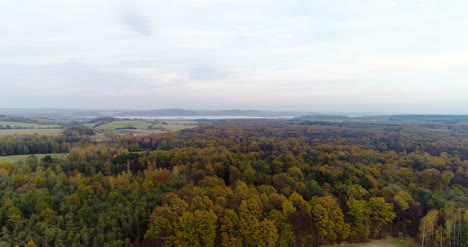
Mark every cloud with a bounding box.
[1,0,468,112]
[122,12,152,36]
[0,63,145,90]
[189,65,232,81]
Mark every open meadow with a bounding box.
[0,153,67,163]
[95,120,199,131]
[0,121,61,128]
[0,128,63,136]
[95,120,153,130]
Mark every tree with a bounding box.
[367,197,396,238]
[239,199,263,246]
[346,184,370,200]
[174,210,217,247]
[347,198,370,241]
[218,209,240,247]
[193,210,217,247]
[145,216,175,246]
[41,155,54,164]
[256,219,278,247]
[175,212,199,247]
[311,195,350,244]
[279,223,296,247]
[24,240,38,247]
[419,210,438,246]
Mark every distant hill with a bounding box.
[0,108,311,119]
[115,109,203,117]
[0,114,57,124]
[295,115,353,121]
[297,114,468,124]
[5,108,468,123]
[384,115,468,123]
[113,109,311,117]
[0,108,124,119]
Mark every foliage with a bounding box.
[0,122,467,246]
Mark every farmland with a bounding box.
[95,120,153,130]
[151,121,199,131]
[0,121,61,129]
[95,120,199,131]
[0,128,63,136]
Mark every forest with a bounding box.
[0,121,467,246]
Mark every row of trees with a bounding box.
[419,208,468,247]
[0,125,98,156]
[0,135,69,156]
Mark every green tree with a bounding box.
[174,210,217,247]
[347,198,370,241]
[279,223,296,247]
[193,210,217,247]
[175,212,201,247]
[367,197,396,238]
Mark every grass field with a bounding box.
[324,238,418,247]
[0,121,61,129]
[82,123,96,128]
[95,120,153,130]
[95,120,199,131]
[0,129,63,136]
[0,153,67,163]
[153,123,199,131]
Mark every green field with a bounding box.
[82,123,96,128]
[0,121,61,129]
[153,123,199,131]
[95,120,153,130]
[324,237,418,247]
[0,129,63,136]
[95,120,199,131]
[0,153,67,163]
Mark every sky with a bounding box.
[1,0,468,114]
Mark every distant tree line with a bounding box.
[0,126,95,156]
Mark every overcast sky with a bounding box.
[1,0,468,113]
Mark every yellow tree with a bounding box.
[24,240,38,247]
[367,197,396,238]
[311,195,350,245]
[419,210,439,246]
[256,219,279,247]
[238,197,263,246]
[346,198,370,241]
[218,208,240,247]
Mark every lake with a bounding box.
[116,116,296,120]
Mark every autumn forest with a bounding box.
[0,120,467,247]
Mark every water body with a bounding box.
[116,116,296,120]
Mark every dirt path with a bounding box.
[325,237,414,247]
[355,239,396,247]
